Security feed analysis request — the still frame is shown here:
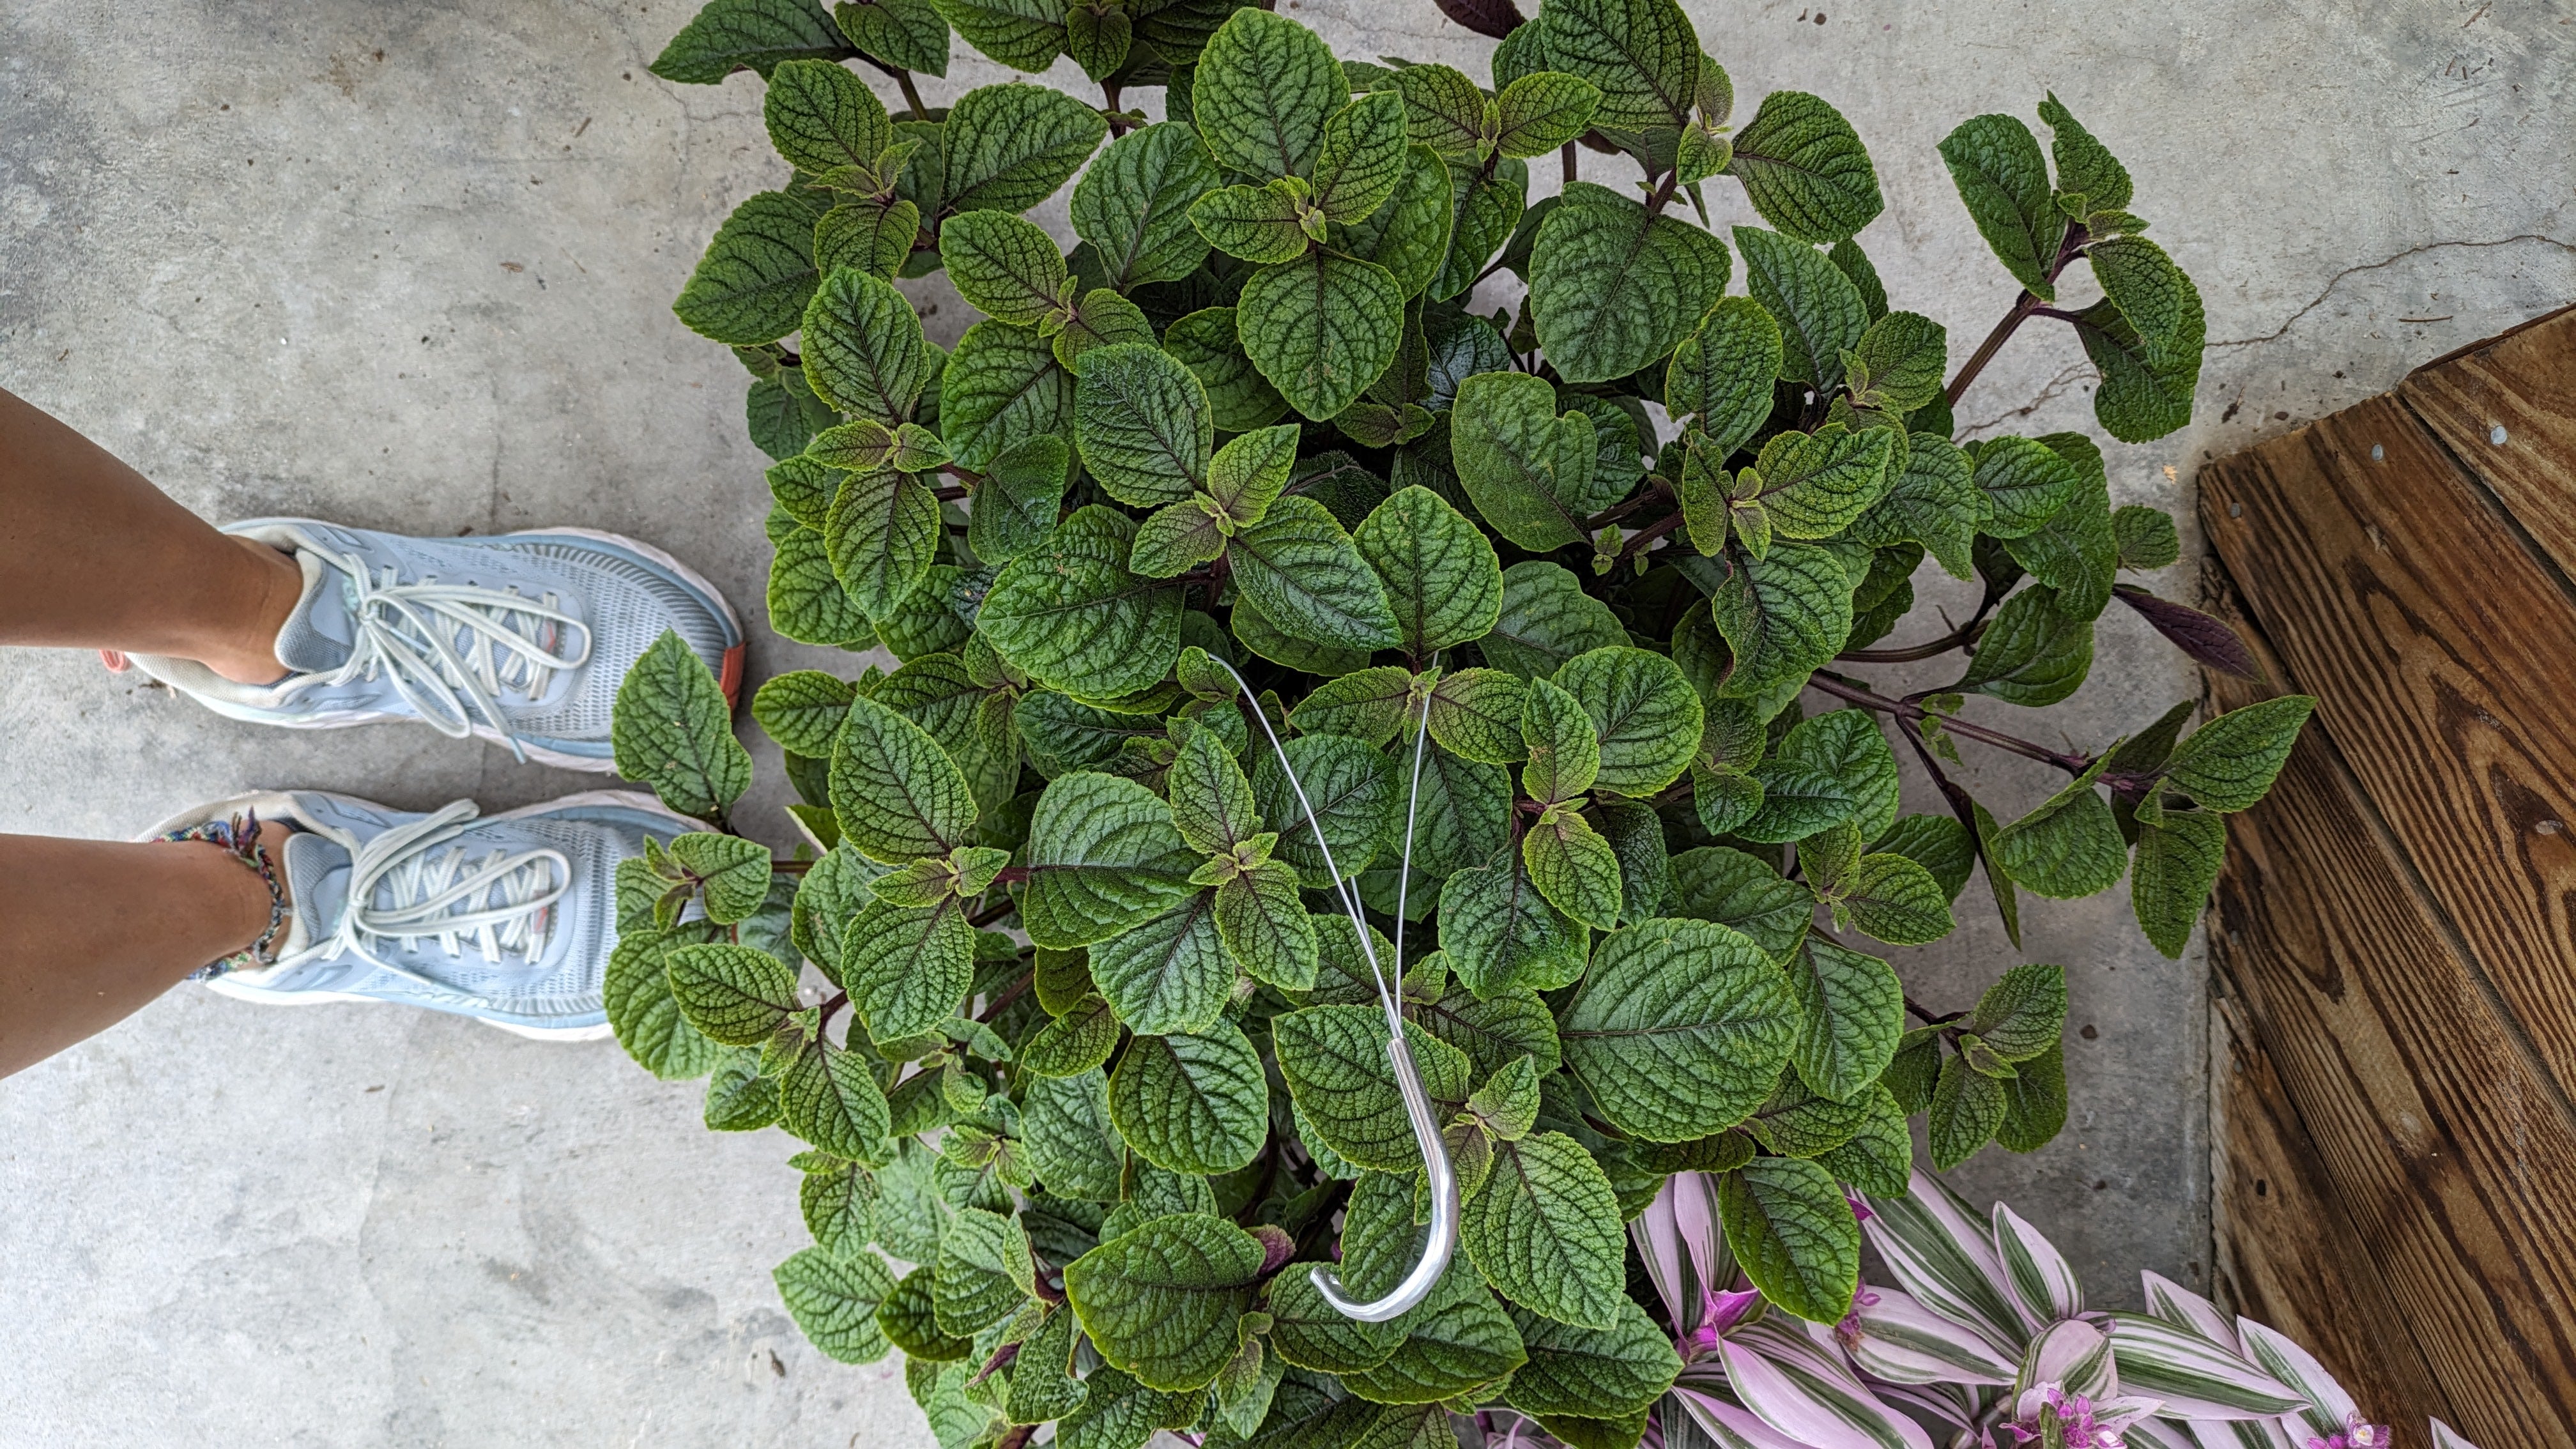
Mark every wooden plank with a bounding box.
[2194,569,2576,1444]
[2209,981,2442,1424]
[2200,395,2576,1099]
[2400,307,2576,582]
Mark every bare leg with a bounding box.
[0,386,302,683]
[0,827,284,1080]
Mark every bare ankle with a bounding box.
[199,538,304,685]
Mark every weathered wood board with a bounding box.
[2196,304,2576,1444]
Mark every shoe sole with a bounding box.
[171,523,750,774]
[142,786,700,1040]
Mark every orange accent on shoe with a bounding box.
[719,643,747,707]
[100,650,131,673]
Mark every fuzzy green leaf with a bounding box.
[1264,1268,1404,1374]
[1530,184,1730,385]
[1165,307,1292,433]
[2131,808,2225,958]
[776,1246,898,1363]
[1733,224,1866,392]
[823,466,940,619]
[1839,854,1954,946]
[1535,0,1698,130]
[943,83,1108,215]
[1705,541,1855,703]
[1785,933,1901,1103]
[1560,917,1800,1142]
[1749,424,1894,540]
[980,525,1184,697]
[1025,1068,1128,1200]
[1847,433,1979,580]
[613,629,753,820]
[667,942,802,1046]
[1484,562,1629,681]
[1251,733,1395,887]
[1502,1300,1682,1419]
[1194,8,1345,180]
[831,693,978,861]
[651,0,852,83]
[1554,647,1702,798]
[1719,1156,1859,1322]
[1461,1130,1628,1328]
[606,924,730,1080]
[1667,847,1812,960]
[1091,890,1232,1034]
[1189,182,1314,265]
[779,1029,896,1160]
[839,898,976,1038]
[1356,487,1503,659]
[1492,72,1602,159]
[765,57,894,172]
[1928,1051,2005,1170]
[1994,758,2126,899]
[1937,114,2063,299]
[2162,695,2315,813]
[1959,584,2094,708]
[674,190,825,345]
[1022,772,1203,949]
[1238,252,1407,422]
[1665,296,1785,458]
[802,266,928,424]
[1448,370,1595,553]
[1439,853,1589,997]
[1519,675,1602,804]
[940,208,1071,326]
[940,319,1073,471]
[1275,1008,1473,1172]
[1215,863,1321,989]
[1076,341,1213,506]
[1108,1025,1271,1174]
[1230,496,1403,650]
[928,0,1060,72]
[1313,90,1411,224]
[838,0,949,74]
[1728,90,1882,245]
[1074,123,1223,289]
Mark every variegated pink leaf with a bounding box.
[1839,1286,2017,1386]
[2235,1319,2357,1439]
[2140,1270,2240,1348]
[1719,1319,1933,1449]
[1991,1202,2084,1331]
[2104,1312,2304,1420]
[1862,1172,2025,1351]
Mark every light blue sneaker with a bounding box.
[131,520,744,771]
[144,788,700,1039]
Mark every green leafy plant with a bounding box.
[619,0,2313,1440]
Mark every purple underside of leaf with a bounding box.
[1432,0,1526,40]
[2113,585,2260,678]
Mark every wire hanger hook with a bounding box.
[1209,654,1454,1323]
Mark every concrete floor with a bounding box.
[1,0,2568,1443]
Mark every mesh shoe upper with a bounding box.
[130,521,740,769]
[226,790,696,1031]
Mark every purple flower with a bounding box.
[2308,1416,2395,1449]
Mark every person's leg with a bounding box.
[0,827,280,1079]
[0,386,301,684]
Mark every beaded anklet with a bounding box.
[160,809,289,979]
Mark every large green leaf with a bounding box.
[930,0,1061,72]
[839,898,975,1037]
[1483,562,1629,681]
[775,1246,898,1363]
[651,0,852,83]
[980,525,1183,697]
[1733,224,1866,392]
[1091,890,1231,1034]
[764,57,894,172]
[1666,296,1784,459]
[1704,541,1854,702]
[1339,146,1458,301]
[940,208,1070,327]
[1530,184,1730,385]
[606,923,730,1079]
[803,266,929,424]
[1448,370,1595,553]
[822,466,940,620]
[666,942,801,1046]
[1164,307,1291,433]
[1108,1025,1271,1174]
[1193,8,1346,180]
[1022,772,1203,948]
[1238,252,1407,422]
[2070,290,2203,444]
[1275,1008,1471,1171]
[1728,90,1882,245]
[1718,1156,1859,1323]
[778,1029,895,1159]
[1560,917,1799,1142]
[1937,113,2062,299]
[1994,757,2126,898]
[1553,647,1702,798]
[1847,433,1979,580]
[1264,1268,1404,1374]
[838,0,950,74]
[1460,1130,1628,1328]
[1666,847,1813,960]
[2161,695,2315,813]
[1535,0,1698,130]
[1439,851,1589,997]
[830,693,977,860]
[1959,584,2094,709]
[1432,158,1528,303]
[1747,424,1894,540]
[1214,862,1319,989]
[1501,1300,1682,1420]
[1970,434,2080,539]
[942,82,1109,215]
[939,319,1073,470]
[1250,733,1395,888]
[1025,1068,1128,1201]
[1230,496,1402,650]
[1355,486,1503,659]
[1312,90,1412,224]
[1076,341,1213,507]
[612,629,752,820]
[2132,808,2226,959]
[674,190,824,347]
[1784,933,1901,1103]
[1074,122,1223,289]
[1064,1213,1268,1392]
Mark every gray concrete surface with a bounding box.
[2,0,2568,1443]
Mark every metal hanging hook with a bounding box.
[1211,655,1455,1324]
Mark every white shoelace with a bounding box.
[323,801,572,987]
[295,547,592,760]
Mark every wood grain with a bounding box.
[2400,308,2576,583]
[2200,392,2576,1100]
[2195,569,2576,1443]
[2209,977,2442,1427]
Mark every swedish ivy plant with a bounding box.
[611,0,2317,1441]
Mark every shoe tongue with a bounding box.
[282,829,355,950]
[273,549,358,672]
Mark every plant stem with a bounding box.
[1903,995,1961,1026]
[976,970,1034,1022]
[1561,141,1577,185]
[1943,222,2092,406]
[893,69,931,122]
[1642,169,1680,217]
[1807,671,2089,774]
[1584,477,1672,530]
[1837,576,2007,663]
[967,896,1021,927]
[816,990,850,1030]
[1617,508,1686,560]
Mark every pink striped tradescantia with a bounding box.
[1629,1171,2476,1449]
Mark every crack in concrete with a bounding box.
[1961,361,2091,438]
[2208,233,2576,351]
